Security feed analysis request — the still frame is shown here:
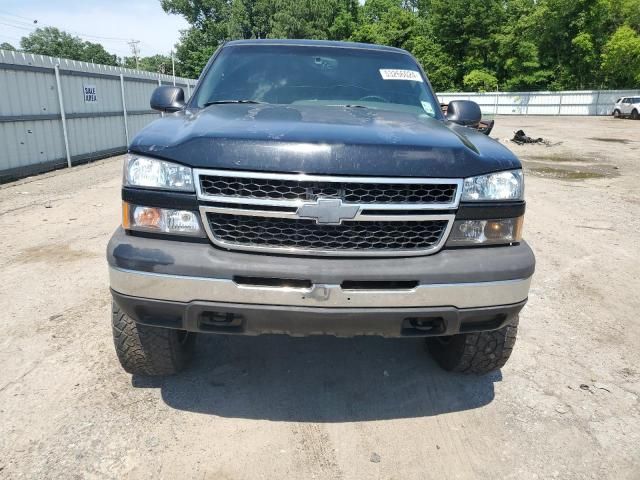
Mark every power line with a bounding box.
[0,10,164,58]
[0,35,23,45]
[0,32,131,57]
[0,16,35,27]
[0,11,133,42]
[0,20,35,31]
[0,10,36,23]
[128,40,141,68]
[0,17,134,57]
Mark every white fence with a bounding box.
[437,90,640,116]
[2,54,638,184]
[0,49,197,183]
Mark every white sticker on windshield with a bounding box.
[421,101,435,116]
[379,69,423,82]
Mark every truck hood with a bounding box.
[130,104,520,177]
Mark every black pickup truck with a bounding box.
[107,40,535,376]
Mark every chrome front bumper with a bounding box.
[107,228,534,336]
[109,266,532,309]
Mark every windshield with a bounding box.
[191,44,441,117]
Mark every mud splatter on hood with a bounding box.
[130,104,520,177]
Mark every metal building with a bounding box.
[0,49,196,183]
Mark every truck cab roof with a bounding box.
[223,39,411,55]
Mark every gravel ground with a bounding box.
[0,115,639,479]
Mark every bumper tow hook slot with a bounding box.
[307,285,330,301]
[409,317,444,332]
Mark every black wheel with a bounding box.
[426,316,519,375]
[632,109,639,120]
[613,109,621,118]
[111,301,195,375]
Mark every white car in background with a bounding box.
[613,97,640,119]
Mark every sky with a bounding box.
[0,0,189,57]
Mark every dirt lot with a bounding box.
[1,116,639,479]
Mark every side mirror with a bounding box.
[150,86,185,113]
[446,100,482,127]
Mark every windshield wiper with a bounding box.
[203,99,265,106]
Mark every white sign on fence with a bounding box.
[83,84,97,102]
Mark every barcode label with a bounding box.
[379,69,423,82]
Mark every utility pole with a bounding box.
[127,40,140,69]
[171,50,176,86]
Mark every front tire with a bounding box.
[613,109,621,118]
[111,301,195,375]
[426,316,519,375]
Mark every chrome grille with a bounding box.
[207,213,449,252]
[194,169,462,257]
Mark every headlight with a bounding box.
[446,217,523,247]
[462,170,523,201]
[124,154,194,192]
[122,202,204,237]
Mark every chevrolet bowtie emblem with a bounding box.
[297,198,360,225]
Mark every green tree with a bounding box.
[328,1,360,40]
[528,0,613,89]
[161,0,231,28]
[571,32,598,88]
[20,27,117,65]
[174,26,220,78]
[227,0,276,39]
[606,0,640,32]
[409,36,456,91]
[488,1,551,91]
[499,40,554,91]
[463,69,498,92]
[418,0,506,87]
[161,0,640,89]
[601,25,640,87]
[269,0,347,39]
[163,0,359,77]
[351,0,417,48]
[122,54,174,74]
[1,42,16,51]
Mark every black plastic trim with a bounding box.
[111,289,526,338]
[122,187,199,210]
[456,201,525,220]
[233,276,313,289]
[108,227,536,284]
[126,230,209,244]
